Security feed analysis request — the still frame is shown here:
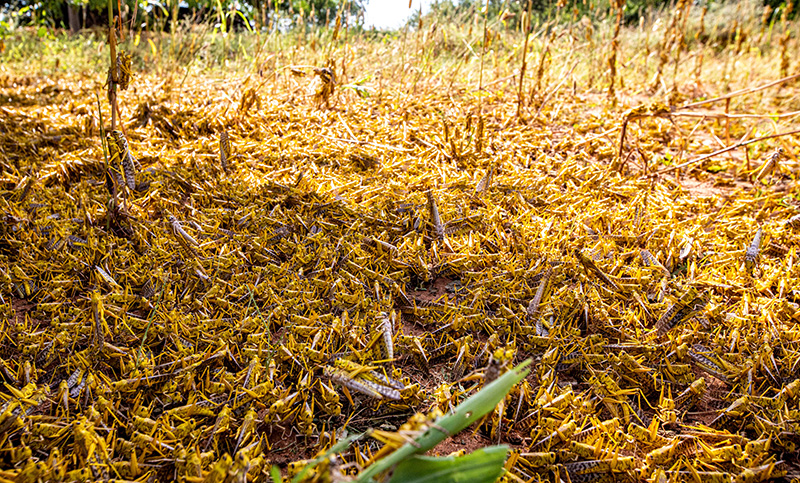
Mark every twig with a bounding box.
[618,106,672,162]
[574,127,621,148]
[480,73,519,90]
[671,110,800,119]
[679,72,800,110]
[745,147,751,182]
[725,98,730,146]
[654,128,800,175]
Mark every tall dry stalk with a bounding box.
[341,0,350,84]
[693,6,707,86]
[532,24,554,100]
[516,0,532,119]
[779,1,793,77]
[475,114,484,156]
[758,5,772,44]
[779,32,791,77]
[108,0,117,131]
[671,0,692,91]
[693,52,704,87]
[327,9,341,65]
[728,20,739,50]
[476,0,489,156]
[106,23,131,136]
[607,0,624,101]
[477,0,490,97]
[640,16,649,79]
[584,16,596,88]
[650,0,689,93]
[697,5,707,42]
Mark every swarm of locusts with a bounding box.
[2,25,800,483]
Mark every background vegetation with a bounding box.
[5,0,793,35]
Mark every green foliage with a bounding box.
[388,446,509,483]
[0,4,33,35]
[0,0,367,31]
[356,359,532,482]
[290,432,365,483]
[407,0,693,30]
[278,360,530,483]
[766,0,798,20]
[341,75,374,98]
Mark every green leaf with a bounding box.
[37,26,47,38]
[342,84,372,98]
[291,431,364,483]
[229,10,254,33]
[356,359,531,482]
[215,0,227,33]
[388,446,509,483]
[270,465,283,483]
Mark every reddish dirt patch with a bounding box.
[429,430,493,457]
[682,375,731,426]
[677,177,737,199]
[398,311,428,338]
[10,297,47,328]
[264,425,321,464]
[430,424,527,457]
[409,276,454,305]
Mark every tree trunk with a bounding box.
[67,2,81,33]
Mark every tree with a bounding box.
[66,0,81,32]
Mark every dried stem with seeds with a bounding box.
[516,0,532,119]
[607,0,624,101]
[651,0,688,93]
[107,0,117,131]
[671,0,691,90]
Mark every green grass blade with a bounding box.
[356,359,531,482]
[388,446,509,483]
[291,431,365,483]
[230,10,254,34]
[215,0,226,33]
[270,464,283,483]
